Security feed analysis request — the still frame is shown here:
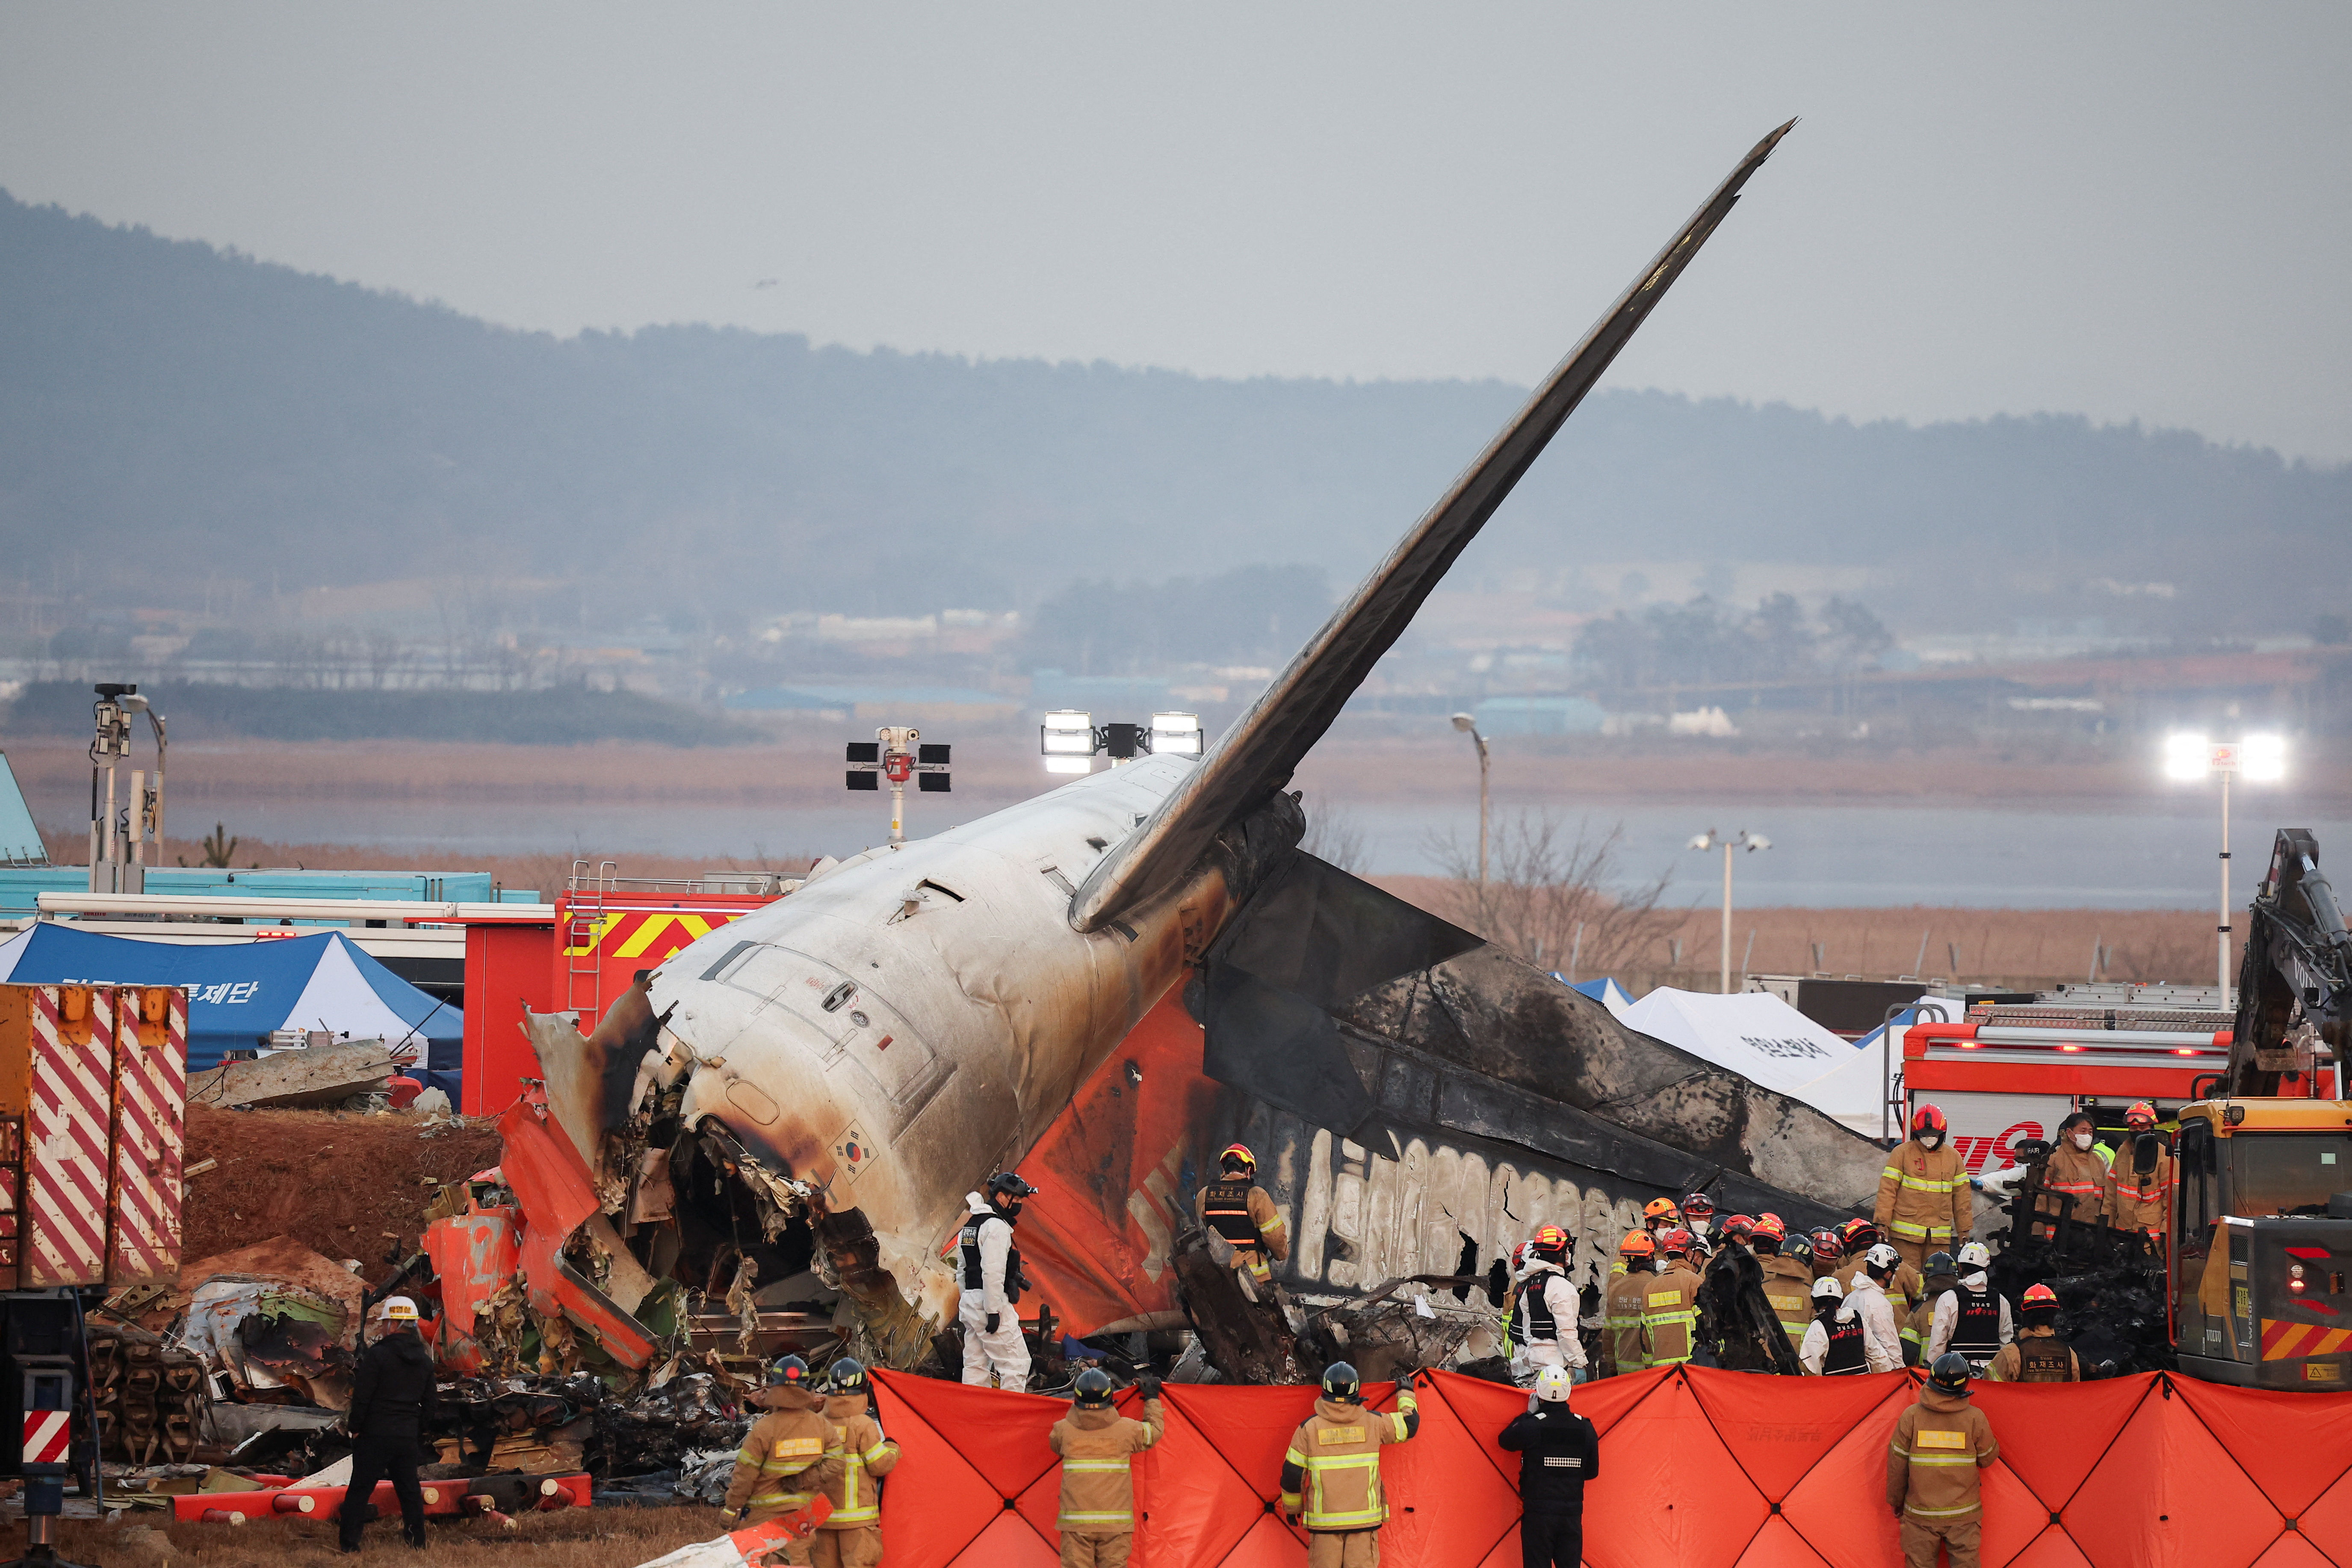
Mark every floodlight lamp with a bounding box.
[2163,732,2210,782]
[1451,713,1477,733]
[2240,732,2287,783]
[1746,834,1771,852]
[1149,712,1204,756]
[1688,831,1715,851]
[1041,710,1097,756]
[1044,756,1094,775]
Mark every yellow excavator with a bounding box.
[2166,829,2352,1389]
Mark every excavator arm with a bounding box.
[2223,829,2352,1097]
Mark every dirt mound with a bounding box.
[183,1105,503,1286]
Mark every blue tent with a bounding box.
[0,926,461,1091]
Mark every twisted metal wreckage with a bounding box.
[414,120,1889,1388]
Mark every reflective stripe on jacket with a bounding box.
[1885,1387,1998,1520]
[1603,1270,1650,1374]
[1758,1255,1815,1352]
[1639,1264,1702,1367]
[816,1397,899,1528]
[724,1402,830,1520]
[1048,1397,1165,1536]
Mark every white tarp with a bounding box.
[1616,987,1888,1135]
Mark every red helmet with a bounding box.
[1810,1232,1843,1267]
[1722,1214,1756,1241]
[1619,1231,1656,1258]
[1681,1193,1717,1219]
[1660,1228,1694,1256]
[2021,1282,2060,1312]
[1220,1143,1257,1172]
[1840,1218,1879,1250]
[1531,1224,1570,1259]
[2125,1101,2157,1131]
[1751,1215,1787,1244]
[1910,1104,1949,1139]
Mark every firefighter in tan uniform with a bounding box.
[1047,1368,1166,1568]
[1639,1229,1702,1369]
[1750,1217,1816,1361]
[1601,1232,1655,1376]
[1840,1220,1924,1319]
[2103,1102,2172,1248]
[1887,1354,2000,1568]
[725,1356,832,1559]
[1196,1144,1289,1299]
[1987,1285,2081,1382]
[1876,1105,1971,1273]
[1278,1362,1420,1568]
[811,1358,900,1568]
[2036,1111,2111,1231]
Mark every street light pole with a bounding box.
[1689,829,1770,994]
[1451,713,1490,887]
[2165,732,2284,998]
[2219,764,2231,994]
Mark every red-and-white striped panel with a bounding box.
[23,1409,70,1465]
[108,988,187,1285]
[27,987,115,1287]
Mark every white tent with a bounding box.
[1615,987,1888,1136]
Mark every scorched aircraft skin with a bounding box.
[523,121,1886,1365]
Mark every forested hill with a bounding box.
[3,189,2345,631]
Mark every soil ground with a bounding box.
[59,1505,728,1567]
[183,1106,504,1287]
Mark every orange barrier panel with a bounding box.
[871,1366,2352,1567]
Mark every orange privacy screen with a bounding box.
[869,1365,2352,1567]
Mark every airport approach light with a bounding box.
[846,728,950,846]
[1040,710,1204,773]
[2164,730,2290,990]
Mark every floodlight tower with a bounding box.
[2166,731,2287,992]
[846,727,950,846]
[1689,827,1770,994]
[89,683,166,894]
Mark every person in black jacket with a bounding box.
[338,1296,439,1553]
[1498,1363,1598,1568]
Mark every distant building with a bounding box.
[723,685,1022,726]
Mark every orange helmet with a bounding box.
[1531,1224,1570,1259]
[1910,1104,1949,1139]
[1619,1231,1656,1258]
[2021,1282,2060,1312]
[2125,1102,2157,1131]
[1643,1197,1682,1224]
[1219,1143,1257,1173]
[1751,1215,1787,1244]
[1659,1228,1693,1256]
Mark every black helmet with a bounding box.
[1073,1367,1115,1409]
[1923,1251,1956,1279]
[1929,1352,1972,1396]
[830,1356,869,1395]
[1321,1361,1361,1404]
[765,1354,811,1388]
[987,1171,1037,1212]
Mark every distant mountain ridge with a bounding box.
[3,189,2345,632]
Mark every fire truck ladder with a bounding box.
[566,860,617,1032]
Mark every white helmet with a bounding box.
[377,1296,419,1322]
[1811,1276,1843,1301]
[1864,1243,1902,1272]
[1534,1364,1572,1404]
[1957,1242,1991,1270]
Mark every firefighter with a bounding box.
[1988,1284,2080,1383]
[1047,1367,1166,1568]
[812,1358,899,1568]
[337,1296,436,1553]
[1886,1353,1999,1568]
[1601,1232,1655,1376]
[959,1171,1037,1391]
[1641,1197,1682,1246]
[1498,1364,1597,1568]
[1876,1104,1971,1273]
[1752,1217,1815,1359]
[1927,1243,2012,1376]
[1842,1244,1906,1373]
[725,1356,830,1555]
[1809,1228,1845,1283]
[2103,1102,2172,1246]
[1719,1214,1756,1250]
[1900,1252,1958,1368]
[1195,1143,1290,1300]
[1799,1276,1863,1375]
[1680,1192,1717,1244]
[1278,1362,1420,1568]
[1510,1225,1587,1384]
[1639,1229,1702,1369]
[2038,1110,2111,1230]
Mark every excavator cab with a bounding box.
[2171,1099,2352,1388]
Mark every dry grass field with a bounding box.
[56,1506,727,1568]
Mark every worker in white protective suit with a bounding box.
[957,1171,1036,1391]
[1841,1243,1908,1373]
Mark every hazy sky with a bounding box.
[6,4,2351,462]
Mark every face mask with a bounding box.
[1690,1219,1710,1236]
[1919,1133,1942,1150]
[2072,1132,2094,1151]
